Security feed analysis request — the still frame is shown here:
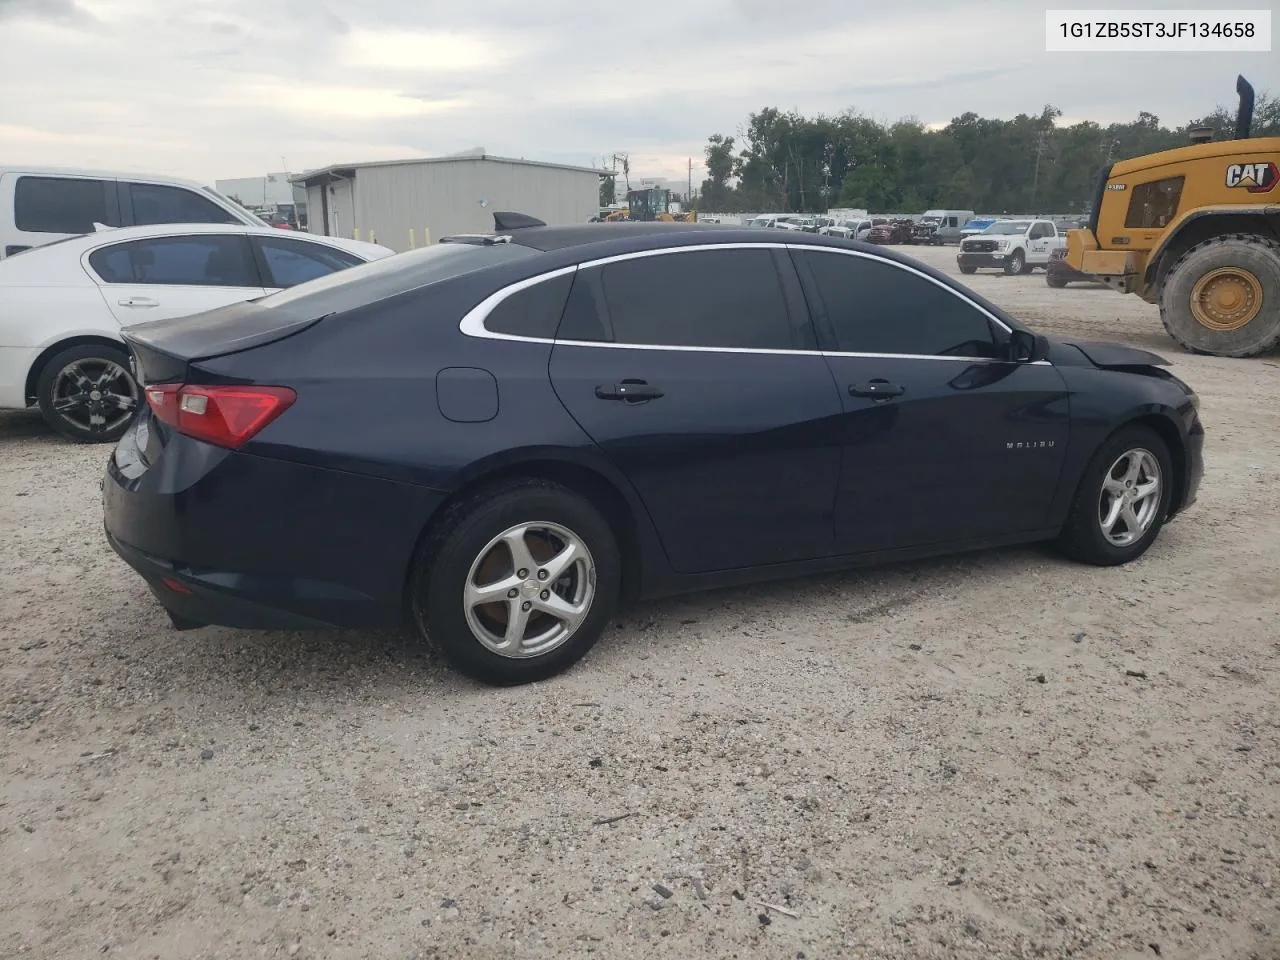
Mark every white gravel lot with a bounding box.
[1,245,1278,960]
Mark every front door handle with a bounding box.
[849,379,905,400]
[118,296,158,308]
[595,380,664,402]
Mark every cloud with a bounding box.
[1,0,1276,185]
[0,0,92,21]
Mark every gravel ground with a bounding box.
[2,245,1278,960]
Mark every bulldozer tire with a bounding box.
[1159,234,1280,357]
[1046,274,1068,289]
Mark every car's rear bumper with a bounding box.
[105,530,341,630]
[957,252,1007,267]
[103,415,447,631]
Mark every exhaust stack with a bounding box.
[1234,75,1254,140]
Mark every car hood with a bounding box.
[1055,338,1170,368]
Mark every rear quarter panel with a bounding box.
[189,267,634,603]
[0,285,119,407]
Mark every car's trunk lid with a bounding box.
[121,299,324,384]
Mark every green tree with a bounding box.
[686,84,1275,214]
[699,134,736,210]
[599,175,616,208]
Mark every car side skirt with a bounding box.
[637,527,1062,601]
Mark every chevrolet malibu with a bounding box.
[103,216,1204,685]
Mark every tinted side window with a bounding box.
[800,251,1000,358]
[256,236,364,288]
[89,236,257,287]
[1125,176,1184,229]
[599,249,793,349]
[485,273,574,338]
[129,183,238,225]
[14,176,113,233]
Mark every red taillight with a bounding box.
[144,383,296,449]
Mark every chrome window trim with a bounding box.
[458,264,579,342]
[457,241,1047,365]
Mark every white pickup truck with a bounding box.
[956,219,1066,275]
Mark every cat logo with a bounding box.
[1224,161,1279,193]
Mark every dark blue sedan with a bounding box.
[103,215,1204,684]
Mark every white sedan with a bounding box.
[0,224,392,442]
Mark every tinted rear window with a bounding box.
[257,241,537,318]
[15,176,114,233]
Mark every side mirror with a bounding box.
[1007,329,1049,363]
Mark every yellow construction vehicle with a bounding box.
[1064,76,1280,357]
[626,187,682,222]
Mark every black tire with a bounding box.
[1158,234,1280,358]
[1004,251,1025,276]
[1057,425,1174,566]
[410,479,622,685]
[959,264,977,275]
[36,342,139,444]
[1046,274,1067,288]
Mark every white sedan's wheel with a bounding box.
[36,344,139,443]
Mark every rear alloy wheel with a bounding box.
[412,479,621,684]
[1004,251,1025,276]
[36,343,139,443]
[1159,234,1280,357]
[1057,425,1173,566]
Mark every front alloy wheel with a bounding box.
[1098,448,1162,547]
[1057,425,1173,566]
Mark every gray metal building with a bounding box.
[292,151,604,252]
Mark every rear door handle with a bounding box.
[595,380,664,402]
[117,296,158,308]
[849,379,905,400]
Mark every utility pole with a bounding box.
[1030,130,1048,210]
[687,158,692,208]
[610,153,630,192]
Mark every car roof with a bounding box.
[20,223,372,248]
[0,224,389,278]
[505,221,945,265]
[0,165,212,188]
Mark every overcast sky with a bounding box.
[1,0,1276,186]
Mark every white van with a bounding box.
[911,209,976,245]
[0,166,264,259]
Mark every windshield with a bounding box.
[983,221,1032,235]
[964,219,995,229]
[258,241,537,315]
